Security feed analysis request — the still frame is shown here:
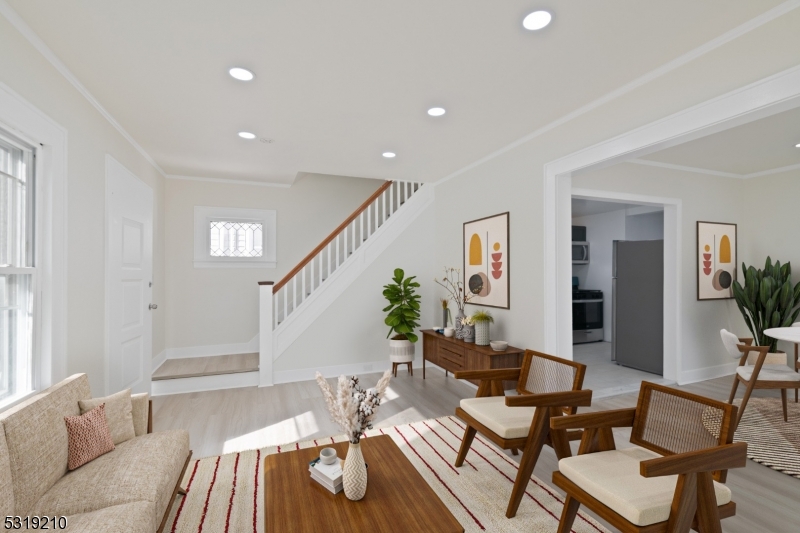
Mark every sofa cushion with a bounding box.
[63,501,156,533]
[130,393,149,437]
[65,404,116,470]
[460,396,535,439]
[29,429,189,532]
[0,374,91,515]
[0,426,14,516]
[559,446,732,527]
[79,389,136,445]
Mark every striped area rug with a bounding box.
[165,416,608,532]
[734,397,800,479]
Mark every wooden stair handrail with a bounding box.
[271,180,394,293]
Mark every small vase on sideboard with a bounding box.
[475,322,490,346]
[463,324,475,343]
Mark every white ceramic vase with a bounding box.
[343,442,367,500]
[475,322,490,346]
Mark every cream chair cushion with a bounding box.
[559,446,732,527]
[459,396,535,439]
[737,364,800,382]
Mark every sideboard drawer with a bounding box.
[439,347,464,369]
[439,344,465,359]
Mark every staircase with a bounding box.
[258,179,431,386]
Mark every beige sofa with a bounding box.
[0,374,191,533]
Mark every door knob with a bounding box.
[149,304,158,310]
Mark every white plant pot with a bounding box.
[389,338,415,363]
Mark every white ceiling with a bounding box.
[638,106,800,177]
[7,1,786,185]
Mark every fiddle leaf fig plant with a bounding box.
[732,257,800,352]
[382,268,421,343]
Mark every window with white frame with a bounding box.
[0,130,36,407]
[193,206,276,268]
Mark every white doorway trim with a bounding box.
[544,65,800,384]
[571,189,681,382]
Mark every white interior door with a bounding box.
[106,155,153,395]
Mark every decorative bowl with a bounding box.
[319,447,337,465]
[490,341,508,352]
[443,327,455,338]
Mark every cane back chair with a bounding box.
[721,329,800,429]
[453,350,590,518]
[552,382,747,533]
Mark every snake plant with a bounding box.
[732,257,800,352]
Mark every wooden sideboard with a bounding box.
[421,330,524,387]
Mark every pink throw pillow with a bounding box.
[64,403,115,470]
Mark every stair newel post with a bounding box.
[258,282,274,387]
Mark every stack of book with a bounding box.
[309,457,343,494]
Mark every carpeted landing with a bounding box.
[165,415,608,532]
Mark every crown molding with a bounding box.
[433,0,800,188]
[0,0,168,178]
[744,161,800,179]
[166,174,292,188]
[627,159,744,179]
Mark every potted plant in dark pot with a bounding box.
[383,268,421,372]
[732,257,800,361]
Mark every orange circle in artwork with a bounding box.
[493,242,500,251]
[704,245,710,252]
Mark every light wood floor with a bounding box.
[152,353,259,380]
[573,342,673,398]
[152,367,799,532]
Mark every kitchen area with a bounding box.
[571,197,672,396]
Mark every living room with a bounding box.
[1,2,799,532]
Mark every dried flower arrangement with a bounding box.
[434,267,475,313]
[315,370,392,443]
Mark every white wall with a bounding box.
[0,15,167,395]
[432,9,800,382]
[572,210,626,341]
[625,211,664,241]
[164,175,383,350]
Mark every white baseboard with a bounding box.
[164,334,259,360]
[273,358,425,385]
[152,350,167,373]
[679,362,738,385]
[151,370,259,396]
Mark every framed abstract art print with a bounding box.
[463,212,510,309]
[697,221,737,300]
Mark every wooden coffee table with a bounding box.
[264,434,464,532]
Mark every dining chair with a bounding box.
[453,350,591,518]
[551,381,747,533]
[721,329,800,428]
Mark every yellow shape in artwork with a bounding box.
[493,242,500,251]
[469,234,482,265]
[719,235,731,263]
[704,245,710,252]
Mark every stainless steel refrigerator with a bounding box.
[612,240,664,375]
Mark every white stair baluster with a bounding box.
[390,183,394,215]
[292,276,297,314]
[368,204,372,235]
[336,234,340,266]
[360,211,364,245]
[273,294,278,329]
[283,286,287,323]
[301,265,306,302]
[318,253,322,289]
[383,190,387,224]
[327,242,331,277]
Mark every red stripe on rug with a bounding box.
[408,424,460,474]
[224,453,241,533]
[422,420,477,471]
[253,449,260,533]
[197,456,221,533]
[295,442,299,450]
[277,446,281,453]
[391,426,485,530]
[170,460,200,533]
[446,417,604,533]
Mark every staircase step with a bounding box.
[152,353,259,381]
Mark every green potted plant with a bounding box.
[732,257,800,354]
[383,268,421,367]
[471,310,494,346]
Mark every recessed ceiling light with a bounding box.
[428,107,446,117]
[238,131,256,139]
[523,11,552,31]
[796,143,800,148]
[229,67,254,81]
[382,152,396,158]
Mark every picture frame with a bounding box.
[463,212,510,309]
[696,221,737,301]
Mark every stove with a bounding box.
[573,289,604,344]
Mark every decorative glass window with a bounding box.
[209,221,263,257]
[194,207,276,268]
[0,130,36,407]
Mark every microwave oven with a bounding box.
[572,242,589,264]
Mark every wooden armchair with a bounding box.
[721,329,800,429]
[453,350,590,518]
[551,382,747,533]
